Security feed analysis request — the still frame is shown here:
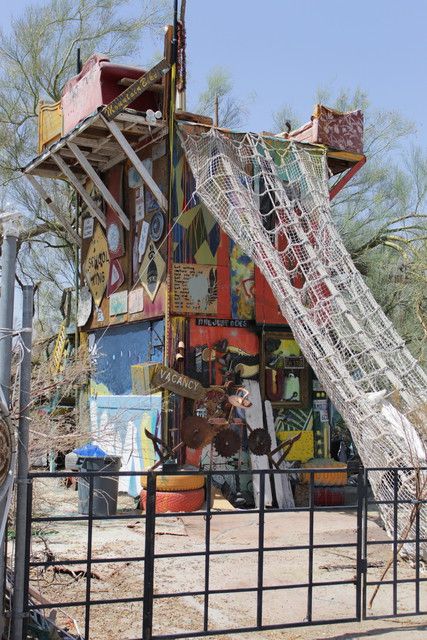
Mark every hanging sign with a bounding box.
[135,186,145,221]
[83,224,110,306]
[82,216,94,239]
[109,290,128,316]
[128,288,144,314]
[102,58,170,121]
[138,220,150,261]
[107,220,124,259]
[107,259,125,297]
[133,363,207,400]
[139,240,165,302]
[150,210,165,242]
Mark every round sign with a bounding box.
[107,222,121,254]
[150,210,165,242]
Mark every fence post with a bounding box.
[142,473,156,640]
[361,468,369,619]
[355,466,365,621]
[0,221,19,636]
[22,477,33,639]
[11,285,33,640]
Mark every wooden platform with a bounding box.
[23,108,167,179]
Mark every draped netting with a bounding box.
[179,125,427,559]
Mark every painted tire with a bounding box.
[140,473,205,491]
[140,487,205,513]
[314,487,345,507]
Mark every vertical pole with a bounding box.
[0,226,19,403]
[256,472,265,628]
[355,466,364,621]
[307,471,314,623]
[214,95,219,128]
[362,468,368,619]
[84,474,94,640]
[0,221,19,637]
[22,478,33,639]
[142,473,156,640]
[392,469,399,616]
[11,285,33,640]
[203,473,212,631]
[163,0,179,445]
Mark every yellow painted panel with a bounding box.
[38,101,63,153]
[277,430,314,462]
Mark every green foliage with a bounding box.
[195,66,248,129]
[0,0,169,336]
[274,87,426,363]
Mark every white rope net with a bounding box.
[179,125,427,558]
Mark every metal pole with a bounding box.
[11,285,33,640]
[0,223,19,404]
[0,220,19,637]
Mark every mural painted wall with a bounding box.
[89,320,164,495]
[188,318,259,387]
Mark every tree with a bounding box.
[195,66,248,129]
[273,88,427,363]
[0,0,170,334]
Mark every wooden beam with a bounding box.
[101,115,168,213]
[118,77,163,93]
[329,157,366,201]
[51,153,106,228]
[24,174,82,247]
[67,141,130,231]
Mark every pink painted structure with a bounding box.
[61,54,163,134]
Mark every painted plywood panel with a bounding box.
[255,266,288,325]
[172,264,217,314]
[90,320,164,396]
[188,318,259,387]
[90,393,161,495]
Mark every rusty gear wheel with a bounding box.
[248,429,272,456]
[213,428,241,457]
[181,416,214,449]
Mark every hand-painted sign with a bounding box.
[131,363,206,400]
[107,259,125,297]
[131,361,206,400]
[128,288,144,314]
[153,365,207,400]
[195,318,255,329]
[109,290,128,316]
[82,216,94,239]
[102,59,170,121]
[139,240,165,302]
[83,224,110,306]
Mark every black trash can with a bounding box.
[77,455,122,516]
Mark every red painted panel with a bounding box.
[254,266,287,325]
[188,318,259,387]
[62,55,162,134]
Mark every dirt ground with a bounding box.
[19,478,426,640]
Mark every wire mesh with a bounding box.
[178,125,427,559]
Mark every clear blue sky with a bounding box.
[3,0,427,148]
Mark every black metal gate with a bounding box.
[18,467,426,640]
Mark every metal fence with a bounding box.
[16,466,427,640]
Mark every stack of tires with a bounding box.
[301,458,347,506]
[140,470,205,514]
